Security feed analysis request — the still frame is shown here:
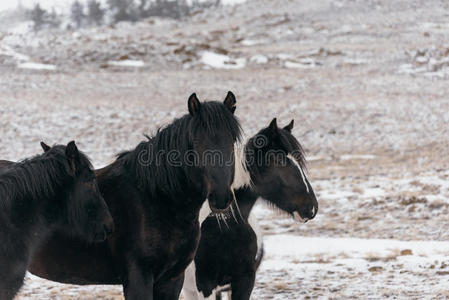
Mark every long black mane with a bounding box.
[0,146,91,211]
[118,101,242,198]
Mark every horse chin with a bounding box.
[209,205,231,214]
[293,211,308,224]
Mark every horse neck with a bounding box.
[233,136,278,221]
[118,144,205,223]
[232,186,259,221]
[0,158,68,226]
[232,137,252,190]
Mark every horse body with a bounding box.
[182,118,318,300]
[29,93,242,300]
[0,142,112,300]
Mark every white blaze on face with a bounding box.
[287,153,310,194]
[231,140,252,190]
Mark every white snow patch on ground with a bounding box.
[284,59,317,69]
[265,235,449,259]
[253,235,449,299]
[17,62,57,70]
[250,54,268,64]
[0,45,30,61]
[307,155,332,161]
[200,51,246,69]
[241,39,268,46]
[107,60,145,67]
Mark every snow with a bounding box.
[284,59,317,69]
[340,154,376,160]
[2,0,449,298]
[17,62,57,70]
[200,51,246,69]
[0,45,29,61]
[241,39,268,46]
[107,60,145,67]
[220,0,246,5]
[265,235,449,260]
[0,0,73,13]
[249,54,268,64]
[0,0,246,13]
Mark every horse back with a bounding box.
[0,160,14,174]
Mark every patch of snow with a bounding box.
[307,155,332,161]
[200,51,246,69]
[343,58,368,65]
[276,53,295,60]
[249,54,268,64]
[17,62,57,71]
[285,58,318,69]
[107,60,145,67]
[264,235,449,261]
[241,39,267,46]
[0,45,29,61]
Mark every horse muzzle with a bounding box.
[207,189,234,213]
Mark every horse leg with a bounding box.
[0,277,23,300]
[123,261,154,300]
[0,266,27,300]
[153,274,184,300]
[230,270,255,300]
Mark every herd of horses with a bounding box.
[0,92,318,300]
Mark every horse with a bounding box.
[28,92,242,300]
[0,141,113,300]
[182,118,318,300]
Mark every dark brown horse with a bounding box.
[28,92,242,300]
[0,141,113,300]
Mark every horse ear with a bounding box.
[268,118,278,135]
[188,93,201,116]
[283,120,294,132]
[223,91,237,114]
[40,141,51,152]
[65,141,79,172]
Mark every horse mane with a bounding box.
[241,126,308,178]
[0,145,92,209]
[119,101,242,198]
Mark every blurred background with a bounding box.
[1,0,449,299]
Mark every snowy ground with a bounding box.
[1,0,449,299]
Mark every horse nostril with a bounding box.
[309,204,317,219]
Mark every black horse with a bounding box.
[28,92,242,300]
[0,141,113,300]
[182,118,318,300]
